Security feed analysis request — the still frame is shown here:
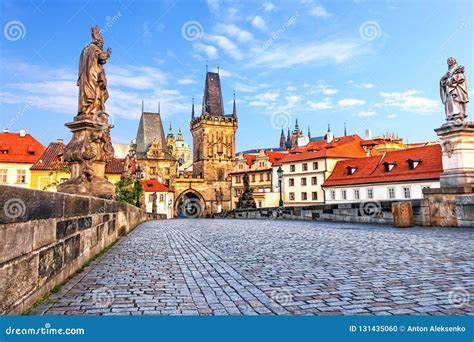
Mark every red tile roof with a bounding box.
[31,141,124,174]
[275,135,369,165]
[323,144,442,187]
[0,132,46,164]
[142,179,169,192]
[243,151,287,166]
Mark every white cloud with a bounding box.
[247,40,365,69]
[214,23,253,43]
[358,110,376,117]
[308,5,330,18]
[207,0,220,13]
[251,16,267,30]
[286,86,296,91]
[193,43,219,59]
[379,90,439,113]
[234,82,259,93]
[263,2,275,11]
[338,98,366,107]
[286,95,300,106]
[249,101,269,107]
[206,34,242,60]
[177,79,196,85]
[316,85,338,95]
[361,83,374,89]
[387,114,398,119]
[259,90,280,101]
[307,98,333,110]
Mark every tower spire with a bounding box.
[141,100,144,114]
[206,60,208,74]
[295,117,299,131]
[344,122,347,136]
[232,90,237,118]
[191,97,195,120]
[158,102,161,115]
[308,125,311,139]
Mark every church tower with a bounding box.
[279,128,286,150]
[191,69,238,181]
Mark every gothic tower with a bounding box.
[191,70,238,181]
[279,128,286,150]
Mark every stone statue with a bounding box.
[77,25,112,118]
[440,57,469,123]
[58,25,115,198]
[236,173,256,209]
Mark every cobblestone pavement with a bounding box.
[33,219,474,316]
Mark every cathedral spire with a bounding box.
[308,125,311,139]
[287,128,291,141]
[232,90,237,118]
[294,117,299,132]
[344,122,347,136]
[191,97,195,120]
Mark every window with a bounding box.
[301,192,307,200]
[354,189,360,200]
[258,201,262,208]
[165,167,170,175]
[407,159,421,170]
[302,163,308,171]
[160,194,164,202]
[403,186,411,199]
[312,192,318,200]
[252,174,256,182]
[16,170,26,183]
[330,190,336,200]
[236,175,241,183]
[311,176,317,185]
[289,192,295,200]
[347,166,357,175]
[266,173,271,181]
[301,178,307,186]
[367,188,374,199]
[289,178,295,186]
[259,173,263,181]
[341,189,347,200]
[217,169,224,181]
[312,162,318,170]
[238,164,243,170]
[290,165,295,172]
[383,162,396,172]
[0,169,7,183]
[150,166,156,175]
[388,187,396,199]
[422,185,431,190]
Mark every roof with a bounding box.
[142,179,170,192]
[202,71,225,116]
[0,132,46,164]
[275,135,369,165]
[135,111,174,160]
[242,151,287,167]
[31,141,125,174]
[323,144,442,187]
[30,142,67,170]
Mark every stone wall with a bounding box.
[215,200,428,226]
[0,185,148,315]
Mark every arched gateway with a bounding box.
[175,190,206,218]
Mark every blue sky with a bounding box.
[0,0,472,152]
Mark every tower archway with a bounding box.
[175,190,206,218]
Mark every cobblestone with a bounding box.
[33,219,474,316]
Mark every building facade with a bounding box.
[142,179,174,218]
[167,124,192,169]
[173,69,238,217]
[323,144,442,203]
[230,150,286,209]
[0,130,45,189]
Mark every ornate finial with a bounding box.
[206,60,208,73]
[232,90,237,118]
[344,123,347,136]
[158,101,161,115]
[327,123,331,132]
[141,100,144,114]
[217,65,220,74]
[191,96,195,120]
[308,125,311,138]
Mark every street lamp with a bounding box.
[277,166,284,207]
[135,164,143,207]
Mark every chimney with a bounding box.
[19,129,26,137]
[365,128,372,140]
[3,128,9,133]
[57,138,64,144]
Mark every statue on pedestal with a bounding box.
[440,57,469,124]
[236,173,256,209]
[58,26,116,198]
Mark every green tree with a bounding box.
[115,176,137,205]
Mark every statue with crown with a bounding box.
[58,26,116,198]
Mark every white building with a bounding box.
[142,179,174,218]
[323,144,442,203]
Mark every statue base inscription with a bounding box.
[58,118,115,199]
[435,122,474,187]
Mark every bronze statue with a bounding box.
[236,173,256,209]
[77,25,112,118]
[440,57,469,123]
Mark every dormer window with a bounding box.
[346,166,357,175]
[407,159,421,170]
[383,162,396,172]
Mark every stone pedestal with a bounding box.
[392,202,414,228]
[58,117,115,199]
[435,122,474,187]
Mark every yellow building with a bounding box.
[30,140,124,191]
[0,129,45,189]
